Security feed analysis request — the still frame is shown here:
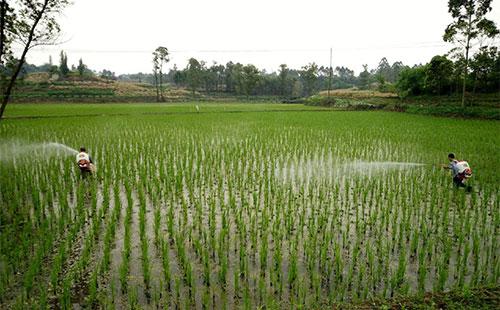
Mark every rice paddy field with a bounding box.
[0,103,499,309]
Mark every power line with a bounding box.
[19,42,453,54]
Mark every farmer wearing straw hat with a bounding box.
[76,147,96,177]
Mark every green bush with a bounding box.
[304,95,336,106]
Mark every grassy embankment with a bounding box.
[313,89,500,120]
[9,77,500,119]
[2,102,327,119]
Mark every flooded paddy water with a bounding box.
[0,107,498,308]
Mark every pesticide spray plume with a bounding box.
[0,140,78,163]
[276,158,427,185]
[342,161,425,172]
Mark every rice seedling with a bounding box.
[0,104,498,308]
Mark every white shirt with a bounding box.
[448,160,459,177]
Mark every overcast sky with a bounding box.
[23,0,500,75]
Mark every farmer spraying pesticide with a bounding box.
[76,147,96,177]
[442,153,472,192]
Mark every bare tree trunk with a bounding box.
[159,68,163,101]
[0,0,49,120]
[462,44,470,108]
[154,70,159,102]
[461,13,473,108]
[472,72,477,99]
[158,61,163,101]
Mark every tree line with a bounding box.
[14,52,408,98]
[1,0,498,119]
[14,51,116,81]
[145,57,407,98]
[396,47,499,98]
[13,47,500,102]
[131,51,498,100]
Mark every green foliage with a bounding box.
[299,62,319,96]
[402,104,500,120]
[8,48,497,105]
[376,58,405,84]
[77,58,86,77]
[59,51,69,78]
[333,66,356,89]
[186,58,203,94]
[425,55,454,95]
[443,0,498,44]
[100,69,116,80]
[395,51,499,100]
[470,46,500,92]
[0,0,71,120]
[357,64,372,90]
[304,94,336,106]
[396,65,427,97]
[241,64,260,96]
[278,64,292,97]
[0,1,16,79]
[172,65,186,87]
[152,46,169,101]
[444,0,499,106]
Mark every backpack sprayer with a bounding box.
[455,160,472,180]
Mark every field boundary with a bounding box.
[349,285,500,309]
[3,107,343,120]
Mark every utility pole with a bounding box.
[327,48,332,97]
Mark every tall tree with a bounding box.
[203,62,218,93]
[425,55,454,95]
[335,66,356,88]
[58,50,68,77]
[299,63,318,96]
[152,54,160,100]
[241,64,260,97]
[357,64,371,90]
[77,57,86,76]
[469,46,500,93]
[390,61,405,83]
[0,1,14,105]
[172,64,186,87]
[231,63,244,95]
[376,57,394,82]
[395,65,427,98]
[152,46,169,101]
[278,64,289,97]
[186,58,203,95]
[443,0,499,107]
[0,0,69,120]
[211,63,225,93]
[224,61,235,93]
